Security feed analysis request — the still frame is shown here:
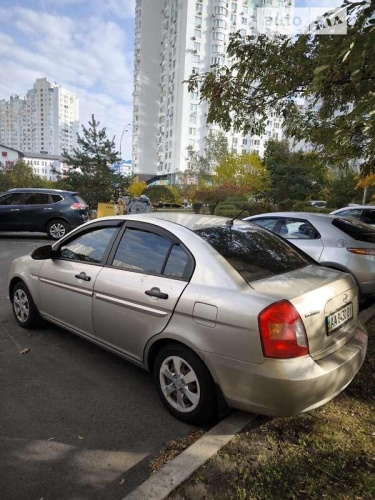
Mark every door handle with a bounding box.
[10,209,20,212]
[145,288,169,299]
[43,207,53,210]
[75,272,91,282]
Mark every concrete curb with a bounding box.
[124,302,375,500]
[123,411,255,500]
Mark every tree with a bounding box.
[142,185,175,205]
[187,1,375,174]
[180,131,229,185]
[263,140,330,204]
[128,180,147,198]
[0,160,50,190]
[62,115,120,207]
[214,152,270,197]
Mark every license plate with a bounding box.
[326,303,353,335]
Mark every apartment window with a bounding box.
[213,31,225,40]
[231,14,236,24]
[195,16,201,26]
[192,67,199,74]
[241,17,247,25]
[196,2,203,13]
[211,56,224,65]
[214,6,228,15]
[194,29,201,38]
[193,54,200,63]
[213,19,226,28]
[189,128,196,136]
[212,44,224,53]
[232,138,238,146]
[190,91,199,99]
[194,42,201,51]
[190,115,197,124]
[231,2,237,12]
[190,104,198,113]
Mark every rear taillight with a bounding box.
[258,300,309,358]
[70,203,87,210]
[347,247,375,255]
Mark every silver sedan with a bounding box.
[9,213,367,424]
[245,211,375,296]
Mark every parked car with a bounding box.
[0,188,89,239]
[309,200,327,208]
[244,211,375,296]
[330,205,375,225]
[9,213,367,424]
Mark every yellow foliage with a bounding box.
[356,174,375,189]
[128,180,147,197]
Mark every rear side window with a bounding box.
[332,218,375,243]
[51,194,63,203]
[194,225,311,282]
[24,193,49,205]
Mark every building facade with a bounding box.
[24,153,70,182]
[0,78,79,156]
[133,0,288,179]
[0,144,24,171]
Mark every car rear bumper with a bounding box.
[200,325,368,416]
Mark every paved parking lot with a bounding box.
[0,234,195,500]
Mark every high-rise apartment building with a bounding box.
[133,0,289,179]
[0,77,79,156]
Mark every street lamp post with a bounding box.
[119,123,131,160]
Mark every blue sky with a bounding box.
[0,0,343,160]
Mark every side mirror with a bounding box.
[31,244,57,260]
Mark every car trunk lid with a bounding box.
[250,264,359,360]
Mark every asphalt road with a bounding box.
[0,233,195,500]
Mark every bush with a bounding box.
[278,199,298,211]
[246,201,279,216]
[291,200,311,211]
[208,203,217,215]
[192,201,203,214]
[215,207,249,218]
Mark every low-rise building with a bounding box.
[24,153,69,181]
[0,144,23,171]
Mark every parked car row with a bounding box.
[8,212,368,424]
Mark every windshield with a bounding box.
[332,218,375,243]
[194,224,311,282]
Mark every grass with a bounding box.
[170,318,375,500]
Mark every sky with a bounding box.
[0,0,343,161]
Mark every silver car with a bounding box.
[330,205,375,225]
[245,212,375,296]
[9,213,367,424]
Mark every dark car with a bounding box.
[0,188,89,239]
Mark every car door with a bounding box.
[277,217,324,262]
[18,192,51,230]
[0,192,24,230]
[38,223,121,338]
[92,221,194,362]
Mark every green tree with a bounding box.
[142,185,175,205]
[0,160,49,189]
[263,140,330,204]
[187,1,375,174]
[62,115,120,207]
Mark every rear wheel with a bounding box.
[12,282,42,329]
[153,343,217,424]
[47,219,69,240]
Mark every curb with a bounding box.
[123,411,255,500]
[124,302,375,500]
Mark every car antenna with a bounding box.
[225,207,248,227]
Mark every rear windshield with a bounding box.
[194,224,311,282]
[332,218,375,243]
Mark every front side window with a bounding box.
[195,224,310,282]
[0,193,23,205]
[60,227,117,263]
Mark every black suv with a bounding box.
[0,188,89,239]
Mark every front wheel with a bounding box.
[47,219,69,240]
[12,282,42,329]
[153,343,217,425]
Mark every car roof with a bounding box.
[332,205,375,210]
[96,212,255,231]
[245,212,338,222]
[6,188,78,194]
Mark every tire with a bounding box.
[153,343,217,425]
[11,282,42,329]
[47,219,69,240]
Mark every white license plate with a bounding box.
[326,303,353,334]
